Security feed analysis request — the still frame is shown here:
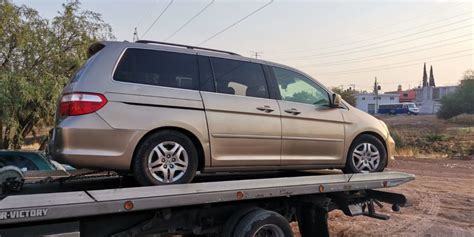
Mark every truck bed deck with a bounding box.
[0,171,414,225]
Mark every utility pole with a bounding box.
[251,51,262,59]
[133,27,139,42]
[373,77,381,114]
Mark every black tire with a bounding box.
[342,134,387,174]
[232,209,293,237]
[222,207,261,237]
[132,130,198,186]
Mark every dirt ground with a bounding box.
[293,156,474,237]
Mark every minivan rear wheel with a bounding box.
[342,134,387,173]
[133,130,198,186]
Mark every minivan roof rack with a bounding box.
[135,40,241,56]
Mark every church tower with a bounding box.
[429,65,436,87]
[422,63,428,87]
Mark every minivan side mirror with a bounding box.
[331,93,342,108]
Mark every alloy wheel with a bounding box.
[351,143,381,172]
[147,141,188,183]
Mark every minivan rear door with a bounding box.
[271,66,345,166]
[200,57,281,167]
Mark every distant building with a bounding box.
[415,86,457,114]
[415,64,457,114]
[356,93,399,114]
[385,85,417,103]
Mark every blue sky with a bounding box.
[13,0,473,92]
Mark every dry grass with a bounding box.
[381,115,473,159]
[449,113,474,125]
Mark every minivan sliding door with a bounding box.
[200,57,281,168]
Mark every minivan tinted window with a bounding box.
[198,56,215,92]
[273,67,329,106]
[114,48,198,90]
[211,58,269,99]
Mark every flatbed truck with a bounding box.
[0,167,414,237]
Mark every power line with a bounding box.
[278,23,472,62]
[317,50,472,75]
[165,0,215,41]
[277,17,473,60]
[267,3,468,54]
[297,34,472,68]
[197,0,274,46]
[314,49,472,76]
[141,0,174,39]
[135,0,158,29]
[302,11,473,55]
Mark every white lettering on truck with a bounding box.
[0,209,48,220]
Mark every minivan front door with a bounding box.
[272,67,345,166]
[202,57,281,167]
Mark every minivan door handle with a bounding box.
[256,106,274,113]
[284,108,301,115]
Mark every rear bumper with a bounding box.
[49,113,144,170]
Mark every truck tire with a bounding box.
[232,209,293,237]
[133,130,198,186]
[342,134,387,173]
[222,207,261,237]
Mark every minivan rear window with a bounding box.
[113,48,199,90]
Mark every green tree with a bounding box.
[331,87,357,106]
[0,0,114,149]
[437,70,474,119]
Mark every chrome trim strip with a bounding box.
[123,102,204,111]
[212,134,281,140]
[282,136,343,142]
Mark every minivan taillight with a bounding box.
[60,92,107,116]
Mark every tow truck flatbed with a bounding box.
[0,170,414,237]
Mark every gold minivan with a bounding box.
[49,40,395,185]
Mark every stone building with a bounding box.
[415,64,458,114]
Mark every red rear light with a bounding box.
[60,92,107,116]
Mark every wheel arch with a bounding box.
[131,126,206,172]
[348,131,388,167]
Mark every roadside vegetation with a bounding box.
[331,87,357,106]
[383,115,473,159]
[0,0,114,149]
[437,70,474,119]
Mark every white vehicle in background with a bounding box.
[378,103,419,115]
[403,103,420,115]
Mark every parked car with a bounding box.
[0,150,65,171]
[49,40,395,185]
[378,103,419,115]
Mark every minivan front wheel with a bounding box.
[343,134,387,173]
[133,131,198,185]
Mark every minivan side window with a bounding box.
[210,58,269,99]
[113,48,198,90]
[273,67,329,106]
[198,56,215,92]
